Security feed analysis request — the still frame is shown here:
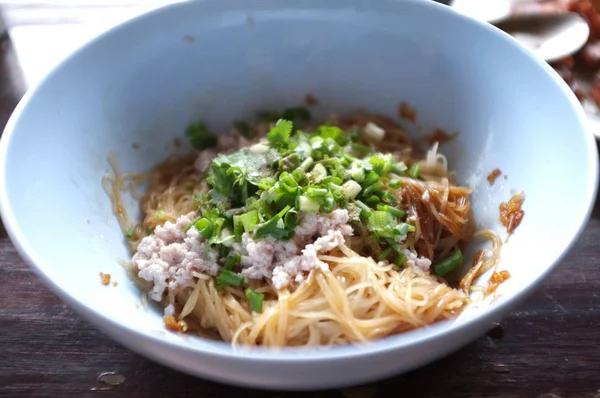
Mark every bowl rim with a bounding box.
[0,0,598,363]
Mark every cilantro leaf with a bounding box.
[268,119,293,148]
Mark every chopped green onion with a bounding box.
[306,187,328,197]
[239,210,259,232]
[280,173,299,193]
[365,195,381,206]
[378,247,393,261]
[126,226,136,239]
[391,162,408,175]
[322,176,343,186]
[298,195,320,212]
[219,245,231,259]
[300,157,314,171]
[363,122,385,141]
[394,253,407,267]
[284,209,300,229]
[183,216,201,232]
[409,163,421,179]
[363,171,379,187]
[195,218,213,239]
[350,164,365,182]
[351,143,371,155]
[279,153,300,171]
[145,227,153,236]
[186,121,218,150]
[233,215,243,241]
[217,270,244,289]
[310,163,327,182]
[367,211,396,238]
[377,205,405,218]
[363,181,384,197]
[341,180,362,200]
[433,250,463,276]
[369,154,393,175]
[354,200,372,218]
[389,179,402,189]
[245,288,264,312]
[349,127,362,142]
[394,223,413,236]
[233,120,253,139]
[223,253,242,271]
[291,168,307,184]
[322,196,335,213]
[155,210,167,219]
[254,205,291,240]
[381,191,399,205]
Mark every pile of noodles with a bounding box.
[103,111,502,347]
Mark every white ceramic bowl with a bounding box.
[0,0,597,391]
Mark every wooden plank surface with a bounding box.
[1,2,600,397]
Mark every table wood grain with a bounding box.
[2,2,600,397]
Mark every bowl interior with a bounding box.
[0,0,596,364]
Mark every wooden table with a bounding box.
[2,2,600,397]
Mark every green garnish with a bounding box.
[254,205,292,240]
[155,210,167,219]
[389,179,402,189]
[217,270,245,289]
[408,163,421,179]
[186,121,217,150]
[239,210,259,232]
[377,205,405,218]
[126,226,136,239]
[182,108,435,269]
[433,250,463,276]
[268,119,293,148]
[245,288,264,312]
[223,253,242,271]
[194,218,213,239]
[394,253,408,267]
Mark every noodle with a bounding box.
[103,109,503,347]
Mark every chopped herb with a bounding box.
[223,253,242,271]
[391,162,408,175]
[245,288,264,312]
[389,179,402,189]
[394,253,408,267]
[298,195,320,212]
[155,210,167,219]
[233,215,243,241]
[377,204,405,218]
[195,218,213,239]
[409,163,421,179]
[363,181,384,198]
[254,205,292,240]
[126,226,136,239]
[378,247,393,261]
[217,270,244,289]
[433,250,463,276]
[268,119,293,148]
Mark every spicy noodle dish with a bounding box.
[104,105,508,348]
